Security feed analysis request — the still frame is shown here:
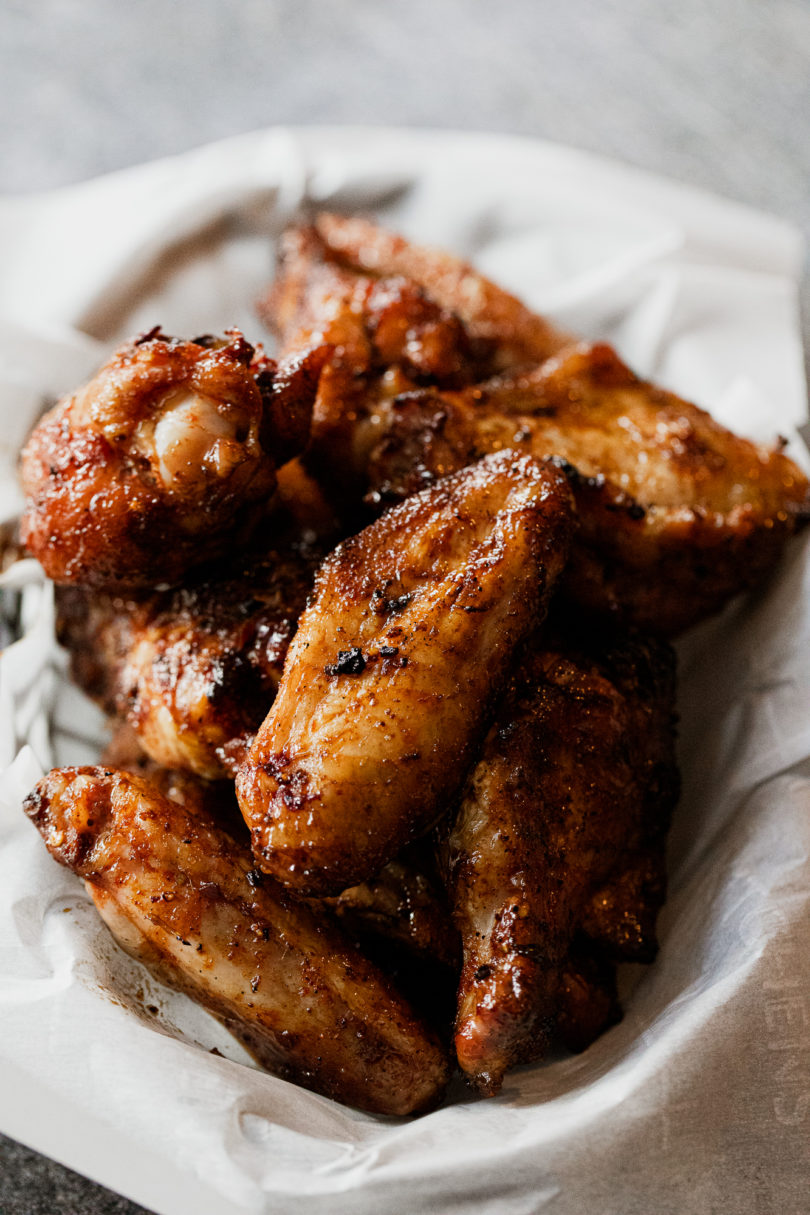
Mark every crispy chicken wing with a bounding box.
[25,766,450,1115]
[446,624,678,1094]
[311,213,572,370]
[57,541,320,780]
[237,450,575,896]
[21,331,328,589]
[366,342,810,633]
[259,223,497,509]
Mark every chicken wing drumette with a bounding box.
[237,450,575,896]
[25,766,450,1116]
[56,539,320,780]
[446,622,679,1094]
[21,330,328,589]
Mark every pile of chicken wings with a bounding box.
[20,215,810,1115]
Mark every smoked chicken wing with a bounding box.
[25,766,450,1116]
[237,450,575,895]
[446,624,678,1094]
[259,222,498,510]
[366,343,810,633]
[310,212,572,369]
[56,540,320,780]
[21,331,328,589]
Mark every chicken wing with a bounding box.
[21,330,328,589]
[259,223,497,509]
[366,343,810,633]
[446,623,678,1094]
[310,212,572,369]
[237,450,575,895]
[24,766,450,1115]
[57,540,320,780]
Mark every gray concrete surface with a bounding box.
[1,1,808,1211]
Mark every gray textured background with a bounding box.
[1,1,808,1211]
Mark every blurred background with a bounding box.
[1,1,808,1210]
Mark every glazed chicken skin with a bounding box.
[237,450,575,896]
[25,766,450,1116]
[21,330,328,590]
[447,624,678,1094]
[56,540,320,781]
[366,342,810,634]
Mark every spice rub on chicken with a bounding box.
[298,212,572,370]
[446,622,679,1094]
[237,450,575,896]
[21,330,329,590]
[364,342,810,634]
[25,766,450,1116]
[56,538,320,781]
[259,221,506,511]
[18,213,807,1114]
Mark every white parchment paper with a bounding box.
[0,127,809,1215]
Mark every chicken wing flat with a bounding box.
[237,450,575,896]
[311,213,572,370]
[21,330,328,589]
[447,624,678,1094]
[57,541,320,780]
[25,766,449,1115]
[366,342,810,633]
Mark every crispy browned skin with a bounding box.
[57,543,319,780]
[56,586,140,716]
[25,766,450,1115]
[99,724,248,837]
[366,343,810,634]
[447,625,678,1094]
[312,213,571,370]
[237,450,575,896]
[259,224,498,508]
[261,224,493,386]
[21,332,327,590]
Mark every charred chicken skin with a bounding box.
[446,623,678,1094]
[56,540,320,781]
[21,330,328,590]
[25,766,450,1116]
[365,343,810,634]
[237,450,575,896]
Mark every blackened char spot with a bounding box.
[325,647,366,676]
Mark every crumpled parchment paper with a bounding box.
[0,127,808,1215]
